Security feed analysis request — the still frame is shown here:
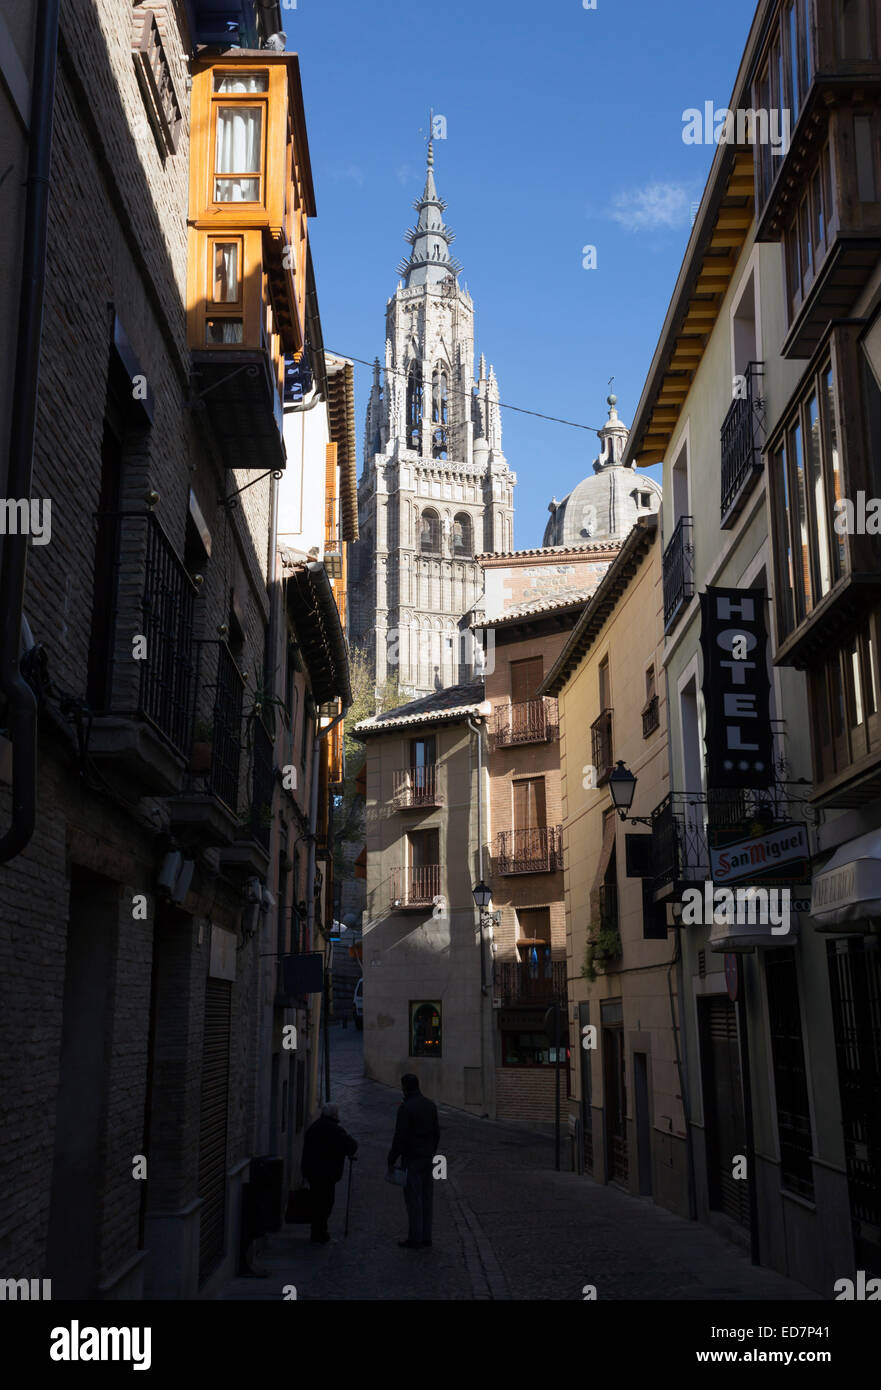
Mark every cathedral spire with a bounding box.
[397,139,463,287]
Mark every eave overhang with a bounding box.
[283,555,351,707]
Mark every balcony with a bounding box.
[168,641,245,847]
[721,361,765,526]
[490,698,559,749]
[223,711,274,874]
[750,3,881,356]
[754,0,881,232]
[642,694,660,738]
[496,826,563,875]
[649,788,802,895]
[662,516,695,633]
[88,511,197,794]
[188,52,314,468]
[590,708,614,784]
[392,765,442,809]
[391,865,441,909]
[495,959,567,1006]
[650,794,710,896]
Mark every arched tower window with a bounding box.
[407,362,423,451]
[420,508,441,553]
[431,365,448,459]
[452,512,472,557]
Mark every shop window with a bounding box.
[410,1001,441,1057]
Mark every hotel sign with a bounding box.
[700,587,773,789]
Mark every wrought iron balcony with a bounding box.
[591,707,614,783]
[167,640,245,847]
[200,641,245,813]
[392,765,442,809]
[650,794,709,894]
[87,510,197,792]
[662,516,695,632]
[490,698,559,749]
[391,865,441,909]
[642,694,660,738]
[496,826,563,875]
[721,362,764,526]
[494,959,567,1006]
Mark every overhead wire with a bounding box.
[326,351,607,435]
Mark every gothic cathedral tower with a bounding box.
[350,141,516,698]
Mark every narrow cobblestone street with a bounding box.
[219,1024,820,1302]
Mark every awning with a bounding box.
[810,828,881,931]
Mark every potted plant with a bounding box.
[190,718,213,774]
[580,922,622,982]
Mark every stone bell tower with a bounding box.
[350,139,516,697]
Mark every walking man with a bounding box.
[302,1103,358,1244]
[387,1073,440,1249]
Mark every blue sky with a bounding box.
[288,0,758,549]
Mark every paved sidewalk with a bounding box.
[218,1024,820,1302]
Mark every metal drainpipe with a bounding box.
[467,713,492,1117]
[0,0,61,863]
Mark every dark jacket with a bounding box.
[387,1092,440,1173]
[302,1115,358,1185]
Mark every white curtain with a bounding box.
[214,243,239,302]
[215,73,268,93]
[215,106,262,201]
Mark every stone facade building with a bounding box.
[350,142,516,697]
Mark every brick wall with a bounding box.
[0,0,280,1296]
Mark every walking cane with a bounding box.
[344,1156,356,1237]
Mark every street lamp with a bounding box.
[471,879,492,910]
[608,761,654,826]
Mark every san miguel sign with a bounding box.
[700,587,773,790]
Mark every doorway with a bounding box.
[634,1051,653,1196]
[698,995,750,1229]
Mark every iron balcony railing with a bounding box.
[496,826,563,875]
[391,865,441,908]
[95,510,198,757]
[392,765,442,808]
[642,694,660,738]
[721,361,765,525]
[591,707,614,783]
[490,697,559,749]
[247,714,275,850]
[662,515,695,632]
[495,959,567,1006]
[648,787,791,893]
[194,640,245,812]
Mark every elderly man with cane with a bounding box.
[301,1103,358,1244]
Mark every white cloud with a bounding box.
[329,164,366,187]
[608,182,691,233]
